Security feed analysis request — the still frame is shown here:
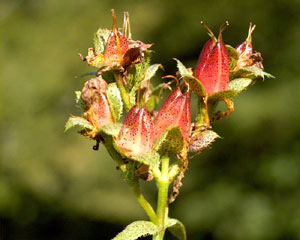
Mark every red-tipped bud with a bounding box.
[236,23,256,58]
[153,88,191,143]
[104,9,129,65]
[81,77,113,129]
[115,105,154,157]
[194,22,230,95]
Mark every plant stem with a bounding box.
[153,155,170,240]
[102,134,157,223]
[113,72,132,111]
[130,183,158,224]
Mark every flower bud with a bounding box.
[81,77,113,129]
[194,22,229,95]
[115,105,154,157]
[153,88,191,143]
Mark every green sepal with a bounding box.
[131,152,160,168]
[183,75,206,97]
[99,123,122,137]
[144,63,163,83]
[107,83,123,121]
[166,218,187,240]
[173,58,193,77]
[231,66,275,80]
[64,116,94,132]
[154,127,184,154]
[93,28,111,53]
[127,51,152,107]
[189,130,220,153]
[75,91,86,113]
[226,45,239,72]
[207,78,252,103]
[145,82,166,112]
[112,220,160,240]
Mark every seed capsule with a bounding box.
[194,22,230,95]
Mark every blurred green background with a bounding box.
[2,0,300,239]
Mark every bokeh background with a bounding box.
[2,0,300,239]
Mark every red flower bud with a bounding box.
[194,22,229,95]
[81,77,113,129]
[115,105,154,157]
[104,10,129,65]
[153,88,191,143]
[236,23,256,58]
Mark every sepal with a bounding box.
[64,116,94,132]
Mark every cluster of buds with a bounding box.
[66,10,273,202]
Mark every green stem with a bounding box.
[130,183,158,224]
[102,134,157,223]
[153,155,170,240]
[113,72,132,111]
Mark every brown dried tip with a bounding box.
[218,21,229,42]
[201,21,216,40]
[111,9,118,30]
[246,22,256,44]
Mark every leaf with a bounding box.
[64,116,94,132]
[112,221,160,240]
[183,75,206,97]
[107,83,123,121]
[173,58,192,77]
[145,83,166,112]
[232,66,275,80]
[131,152,160,168]
[226,45,239,72]
[189,130,220,153]
[207,90,238,103]
[99,123,122,137]
[75,91,86,113]
[154,127,184,154]
[143,64,163,82]
[93,28,111,53]
[166,218,187,240]
[228,78,253,92]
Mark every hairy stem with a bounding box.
[113,72,132,111]
[153,155,170,240]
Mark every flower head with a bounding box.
[81,77,113,130]
[115,105,154,157]
[153,88,191,143]
[194,22,230,95]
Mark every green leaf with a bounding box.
[166,218,187,240]
[64,116,94,132]
[143,64,163,82]
[173,58,192,77]
[232,66,275,80]
[208,78,253,103]
[226,45,239,72]
[93,28,111,53]
[228,78,253,92]
[183,75,206,97]
[112,221,160,240]
[207,90,238,103]
[154,127,184,154]
[99,123,122,137]
[131,152,160,168]
[107,83,123,121]
[75,91,86,113]
[189,130,220,153]
[145,83,166,112]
